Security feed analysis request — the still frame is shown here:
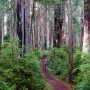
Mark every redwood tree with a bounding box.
[83,0,90,53]
[68,0,73,83]
[54,4,63,47]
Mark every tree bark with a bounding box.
[14,0,18,38]
[0,22,2,46]
[1,12,4,44]
[54,4,63,47]
[46,4,50,49]
[37,1,41,51]
[81,10,84,48]
[83,0,90,53]
[30,0,34,50]
[64,1,69,45]
[1,1,4,44]
[25,0,30,52]
[17,0,22,48]
[68,0,73,83]
[10,0,13,41]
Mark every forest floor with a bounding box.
[41,57,74,90]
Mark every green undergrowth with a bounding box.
[48,45,69,81]
[45,83,53,90]
[0,41,45,90]
[42,45,90,90]
[40,49,50,58]
[74,53,90,90]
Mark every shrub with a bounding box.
[47,46,90,90]
[40,50,50,58]
[73,48,82,80]
[74,54,90,90]
[0,41,45,90]
[48,46,68,80]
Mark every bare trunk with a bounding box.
[25,0,30,52]
[63,1,69,45]
[54,4,63,47]
[30,0,34,50]
[17,0,22,48]
[37,1,41,51]
[0,32,1,45]
[46,4,50,49]
[21,0,26,56]
[83,0,90,53]
[14,0,18,38]
[81,10,84,48]
[2,14,4,44]
[40,5,45,49]
[49,7,54,48]
[68,0,73,83]
[1,1,4,44]
[10,1,13,41]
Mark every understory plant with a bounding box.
[40,50,50,58]
[74,53,90,90]
[43,45,90,90]
[0,40,45,90]
[48,46,68,80]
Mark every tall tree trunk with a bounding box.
[40,4,45,49]
[17,0,22,48]
[37,1,41,51]
[68,0,73,83]
[25,0,30,52]
[49,7,54,48]
[34,2,38,48]
[14,0,18,38]
[83,0,90,53]
[0,23,2,46]
[10,1,13,41]
[54,3,63,47]
[46,4,50,49]
[30,0,34,50]
[1,1,4,44]
[2,13,4,44]
[21,0,26,56]
[32,3,35,50]
[63,1,69,45]
[81,10,84,48]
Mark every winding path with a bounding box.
[41,57,68,90]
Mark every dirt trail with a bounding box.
[41,57,68,90]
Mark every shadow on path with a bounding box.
[41,57,68,90]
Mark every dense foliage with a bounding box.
[48,46,68,80]
[74,53,90,90]
[0,41,45,90]
[46,46,90,90]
